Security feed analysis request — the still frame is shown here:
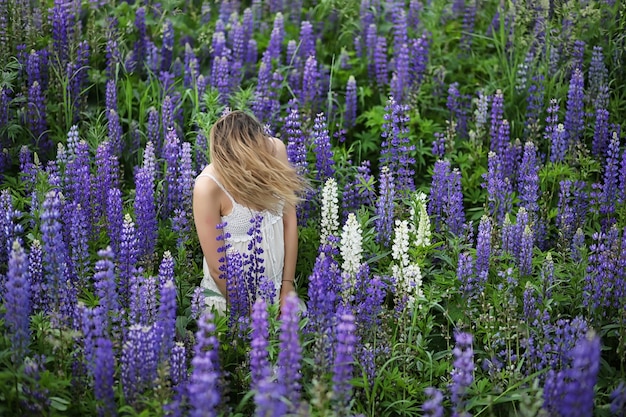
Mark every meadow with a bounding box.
[0,0,625,416]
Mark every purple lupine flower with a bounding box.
[189,312,221,417]
[518,141,540,216]
[525,75,545,137]
[305,247,340,343]
[557,179,589,246]
[121,324,160,405]
[94,336,116,417]
[555,332,601,417]
[161,19,174,72]
[250,298,270,391]
[81,306,105,377]
[299,20,316,61]
[129,273,158,326]
[161,95,175,140]
[457,252,478,302]
[501,214,520,258]
[147,107,161,153]
[106,187,123,255]
[105,19,121,80]
[375,166,396,246]
[342,161,376,220]
[162,128,181,219]
[589,49,609,112]
[49,0,71,66]
[583,229,622,315]
[183,43,200,90]
[277,293,303,412]
[564,68,585,148]
[428,160,465,235]
[409,32,430,90]
[489,90,504,153]
[252,58,272,123]
[26,81,46,142]
[374,35,388,88]
[229,23,245,87]
[592,108,610,158]
[65,137,93,226]
[118,214,138,308]
[172,142,195,247]
[364,23,378,80]
[353,265,385,331]
[94,247,119,333]
[1,191,23,269]
[224,251,249,330]
[570,39,585,73]
[432,132,446,159]
[450,332,474,413]
[380,96,415,197]
[5,240,31,361]
[170,342,187,388]
[599,132,620,217]
[28,240,45,314]
[265,12,284,64]
[65,202,89,285]
[301,54,320,111]
[245,38,258,72]
[519,225,534,276]
[332,310,357,409]
[107,108,123,157]
[610,382,626,417]
[95,141,120,222]
[132,7,147,72]
[391,43,410,103]
[422,387,444,417]
[344,75,357,129]
[312,112,335,181]
[475,215,492,279]
[41,190,76,325]
[460,0,477,53]
[158,276,177,361]
[482,151,512,224]
[284,102,308,175]
[619,148,626,205]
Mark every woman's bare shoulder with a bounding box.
[194,165,220,196]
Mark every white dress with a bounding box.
[196,173,285,314]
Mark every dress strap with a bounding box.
[196,173,236,205]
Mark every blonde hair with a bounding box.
[209,111,309,213]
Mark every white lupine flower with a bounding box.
[391,219,410,269]
[320,178,339,244]
[413,192,431,248]
[340,213,363,275]
[403,263,423,308]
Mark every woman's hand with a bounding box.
[279,280,296,315]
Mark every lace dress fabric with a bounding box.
[196,173,285,314]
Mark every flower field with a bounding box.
[1,0,626,416]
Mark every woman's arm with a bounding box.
[193,177,228,299]
[272,138,299,305]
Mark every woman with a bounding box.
[193,110,308,314]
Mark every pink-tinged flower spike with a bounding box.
[5,240,31,362]
[277,293,303,413]
[189,313,221,417]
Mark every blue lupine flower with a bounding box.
[5,240,31,361]
[189,313,221,417]
[422,387,444,417]
[277,293,303,412]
